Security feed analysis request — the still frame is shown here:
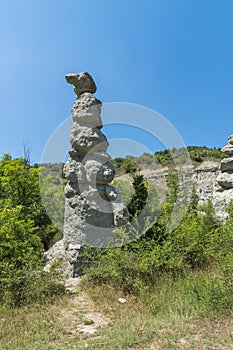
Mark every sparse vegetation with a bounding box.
[80,165,233,348]
[114,146,224,174]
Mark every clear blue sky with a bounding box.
[0,0,232,163]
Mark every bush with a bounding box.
[0,268,65,307]
[0,204,64,306]
[82,175,231,304]
[0,155,62,251]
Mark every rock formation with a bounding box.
[61,72,128,276]
[186,135,233,220]
[131,136,233,221]
[211,134,233,218]
[44,73,232,276]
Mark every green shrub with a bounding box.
[0,204,64,306]
[0,155,60,250]
[82,180,228,301]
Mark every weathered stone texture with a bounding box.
[191,136,233,220]
[65,72,97,95]
[228,135,233,145]
[221,145,233,155]
[220,157,233,172]
[60,72,128,276]
[217,172,233,189]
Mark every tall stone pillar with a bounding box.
[210,134,233,220]
[217,135,233,189]
[62,72,128,276]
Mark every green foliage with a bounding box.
[187,146,225,162]
[0,204,65,306]
[82,170,233,316]
[0,155,60,250]
[112,157,139,173]
[0,155,65,306]
[154,149,173,166]
[39,168,65,246]
[125,146,224,169]
[136,152,154,165]
[0,204,42,269]
[0,150,232,315]
[111,179,134,206]
[139,270,233,318]
[127,174,148,219]
[0,205,38,305]
[215,203,233,287]
[169,201,219,269]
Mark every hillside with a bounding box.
[0,149,233,349]
[112,146,224,176]
[40,146,224,179]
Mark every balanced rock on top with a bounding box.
[66,71,97,95]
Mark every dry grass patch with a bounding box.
[81,283,233,350]
[0,291,108,350]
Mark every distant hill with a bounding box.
[40,146,224,178]
[112,146,224,176]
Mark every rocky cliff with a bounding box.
[121,135,233,221]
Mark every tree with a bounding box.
[0,155,59,250]
[0,204,43,305]
[128,174,148,219]
[0,155,66,305]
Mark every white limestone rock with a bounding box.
[213,188,233,220]
[63,198,86,246]
[64,183,81,198]
[221,144,233,155]
[43,240,71,279]
[63,159,86,183]
[195,161,219,172]
[49,71,129,277]
[72,93,102,127]
[228,135,233,145]
[85,160,115,185]
[217,172,233,189]
[105,185,119,201]
[84,151,111,163]
[220,157,233,172]
[70,125,108,156]
[112,202,129,227]
[95,184,119,201]
[192,162,220,206]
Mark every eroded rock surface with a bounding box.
[51,72,129,277]
[191,137,233,220]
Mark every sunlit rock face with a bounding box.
[216,136,233,192]
[190,135,233,221]
[211,134,233,219]
[62,72,128,276]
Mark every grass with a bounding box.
[0,295,100,350]
[0,269,232,349]
[81,272,233,349]
[0,303,60,350]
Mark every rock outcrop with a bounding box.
[120,139,233,221]
[211,134,233,218]
[46,72,128,277]
[44,73,233,276]
[185,136,233,220]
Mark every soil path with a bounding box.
[58,278,109,341]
